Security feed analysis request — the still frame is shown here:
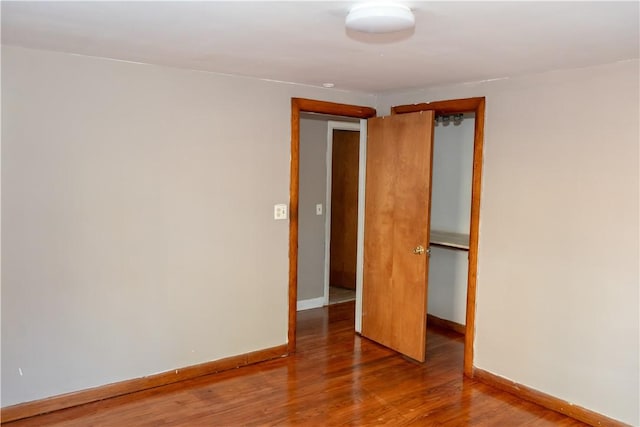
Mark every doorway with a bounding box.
[289,99,375,354]
[296,116,361,311]
[326,122,360,306]
[426,112,476,336]
[289,97,485,377]
[391,98,485,376]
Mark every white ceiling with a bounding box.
[2,1,638,93]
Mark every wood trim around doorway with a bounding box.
[289,98,376,353]
[391,97,485,378]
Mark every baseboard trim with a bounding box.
[473,368,629,427]
[297,296,325,311]
[427,313,465,335]
[1,344,288,424]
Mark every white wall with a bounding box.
[0,46,375,407]
[428,117,474,325]
[297,117,327,303]
[427,248,468,324]
[379,59,640,425]
[431,117,474,233]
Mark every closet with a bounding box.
[427,113,475,332]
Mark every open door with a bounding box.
[361,111,434,362]
[329,129,360,291]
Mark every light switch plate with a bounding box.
[316,204,323,215]
[274,204,288,220]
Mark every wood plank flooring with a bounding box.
[329,286,356,305]
[5,302,586,426]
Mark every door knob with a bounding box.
[413,245,425,255]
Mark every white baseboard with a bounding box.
[296,297,325,311]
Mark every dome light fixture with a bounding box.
[345,2,415,34]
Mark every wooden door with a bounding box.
[361,111,434,362]
[329,130,360,290]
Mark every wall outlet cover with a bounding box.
[274,204,288,220]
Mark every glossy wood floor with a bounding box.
[6,302,586,426]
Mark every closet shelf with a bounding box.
[430,230,469,251]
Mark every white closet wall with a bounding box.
[428,116,475,325]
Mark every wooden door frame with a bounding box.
[391,97,486,377]
[289,98,376,353]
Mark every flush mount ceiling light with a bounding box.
[345,2,415,34]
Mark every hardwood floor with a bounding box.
[329,285,356,305]
[5,302,586,426]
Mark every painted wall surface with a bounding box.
[428,117,474,324]
[0,46,375,406]
[379,59,640,425]
[297,117,327,302]
[431,118,474,233]
[427,248,467,324]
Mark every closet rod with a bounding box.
[435,113,464,124]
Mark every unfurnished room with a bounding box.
[1,1,639,426]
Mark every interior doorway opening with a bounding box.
[296,115,361,313]
[426,112,476,336]
[326,123,360,307]
[391,98,485,376]
[289,99,376,353]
